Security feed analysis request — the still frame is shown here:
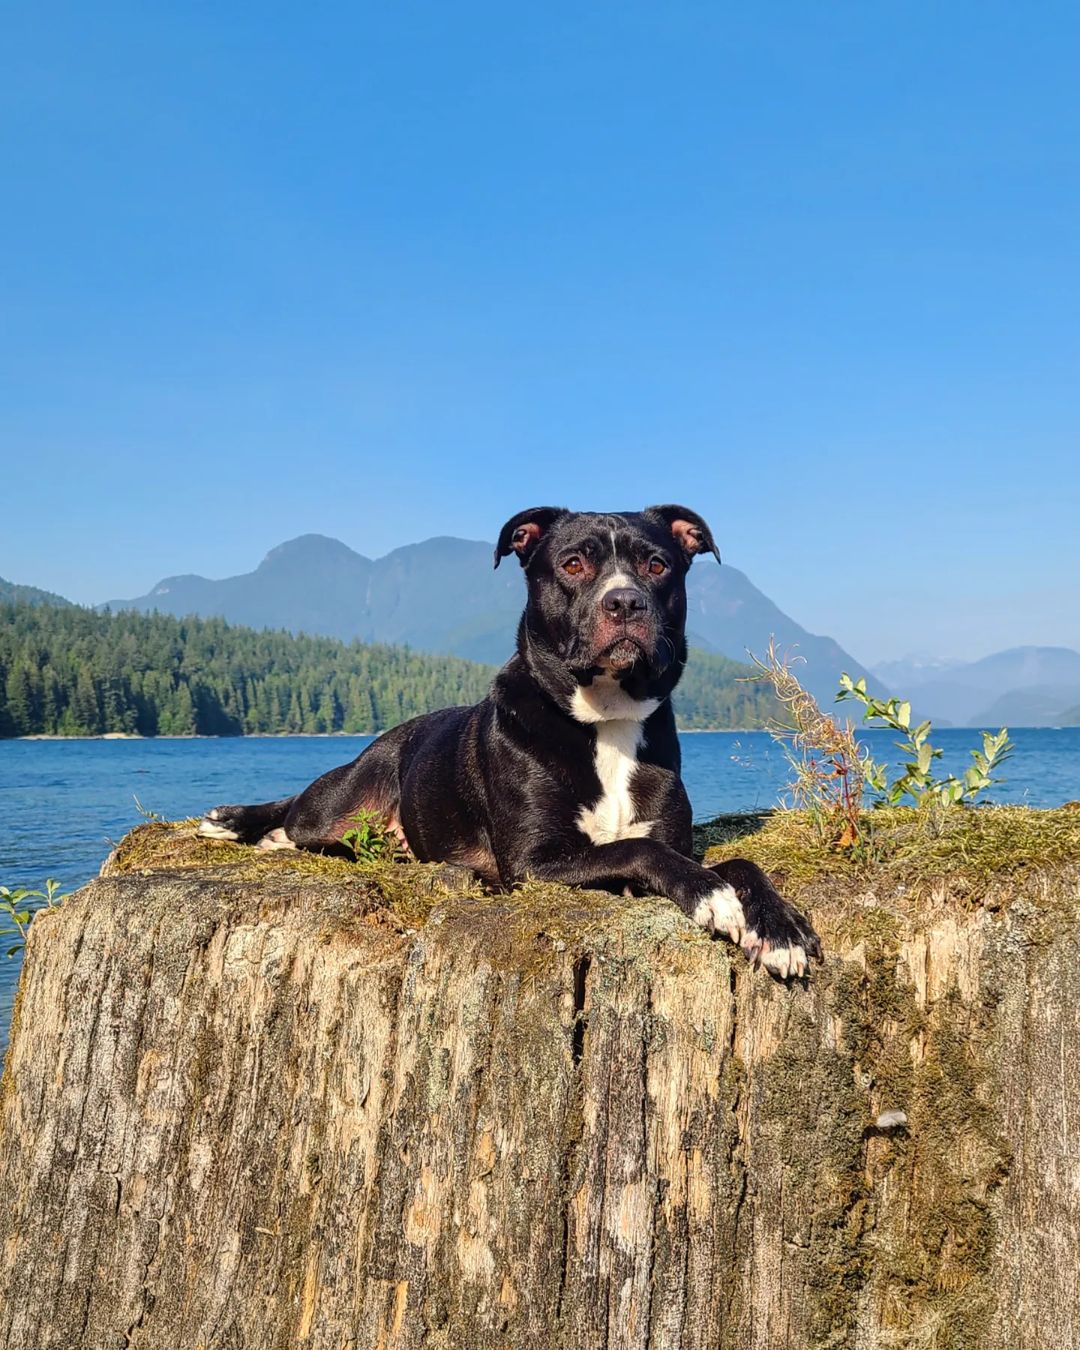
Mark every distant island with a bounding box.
[0,601,778,737]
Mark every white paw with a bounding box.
[692,885,746,943]
[256,828,296,851]
[197,816,240,840]
[760,942,809,980]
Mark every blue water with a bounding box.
[2,729,1079,1042]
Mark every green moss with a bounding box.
[105,821,491,929]
[701,804,1080,899]
[119,806,1080,901]
[764,920,1011,1345]
[753,933,910,1342]
[107,820,363,881]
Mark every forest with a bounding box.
[0,601,777,736]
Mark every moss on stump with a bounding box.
[0,809,1078,1348]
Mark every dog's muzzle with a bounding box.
[603,636,646,672]
[592,615,660,673]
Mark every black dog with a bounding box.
[198,505,822,977]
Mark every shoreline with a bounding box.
[10,725,1067,743]
[12,727,770,742]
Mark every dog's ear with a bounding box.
[494,507,569,569]
[643,505,721,565]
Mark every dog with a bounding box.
[198,505,822,977]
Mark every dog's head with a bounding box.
[494,504,719,703]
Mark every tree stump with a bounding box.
[1,810,1078,1348]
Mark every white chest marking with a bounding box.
[577,719,654,845]
[569,675,662,845]
[569,675,660,725]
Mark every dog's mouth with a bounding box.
[562,615,669,678]
[599,635,648,672]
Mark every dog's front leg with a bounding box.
[517,839,820,978]
[517,838,749,942]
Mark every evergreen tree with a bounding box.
[4,664,35,736]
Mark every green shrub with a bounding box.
[837,675,1013,807]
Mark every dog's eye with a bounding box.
[562,557,584,576]
[648,557,668,576]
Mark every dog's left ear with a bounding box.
[643,505,721,565]
[494,506,569,568]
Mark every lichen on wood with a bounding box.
[0,809,1078,1348]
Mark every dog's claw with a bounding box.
[739,924,816,980]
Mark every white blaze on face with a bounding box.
[602,518,635,600]
[570,674,660,844]
[599,569,635,600]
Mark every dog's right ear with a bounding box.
[494,507,569,568]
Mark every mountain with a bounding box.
[873,646,1080,726]
[108,534,880,706]
[0,576,72,608]
[870,654,967,691]
[972,685,1080,727]
[121,535,379,640]
[680,564,884,704]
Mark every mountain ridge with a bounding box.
[872,646,1080,727]
[106,532,881,705]
[0,576,74,608]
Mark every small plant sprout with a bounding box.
[749,642,1016,853]
[0,879,68,958]
[748,640,873,850]
[836,674,1013,808]
[133,795,168,822]
[339,809,398,863]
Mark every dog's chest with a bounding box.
[577,719,654,845]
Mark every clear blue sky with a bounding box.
[2,2,1077,664]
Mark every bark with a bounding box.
[0,814,1078,1349]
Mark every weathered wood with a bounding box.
[1,813,1078,1348]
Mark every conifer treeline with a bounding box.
[675,651,779,730]
[0,601,777,736]
[0,603,494,737]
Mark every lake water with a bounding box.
[2,728,1079,1043]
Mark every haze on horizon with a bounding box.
[2,2,1078,666]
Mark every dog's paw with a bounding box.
[692,884,746,943]
[740,900,822,980]
[706,859,822,980]
[741,929,812,979]
[197,808,241,841]
[256,827,297,851]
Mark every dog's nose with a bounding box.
[601,587,647,619]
